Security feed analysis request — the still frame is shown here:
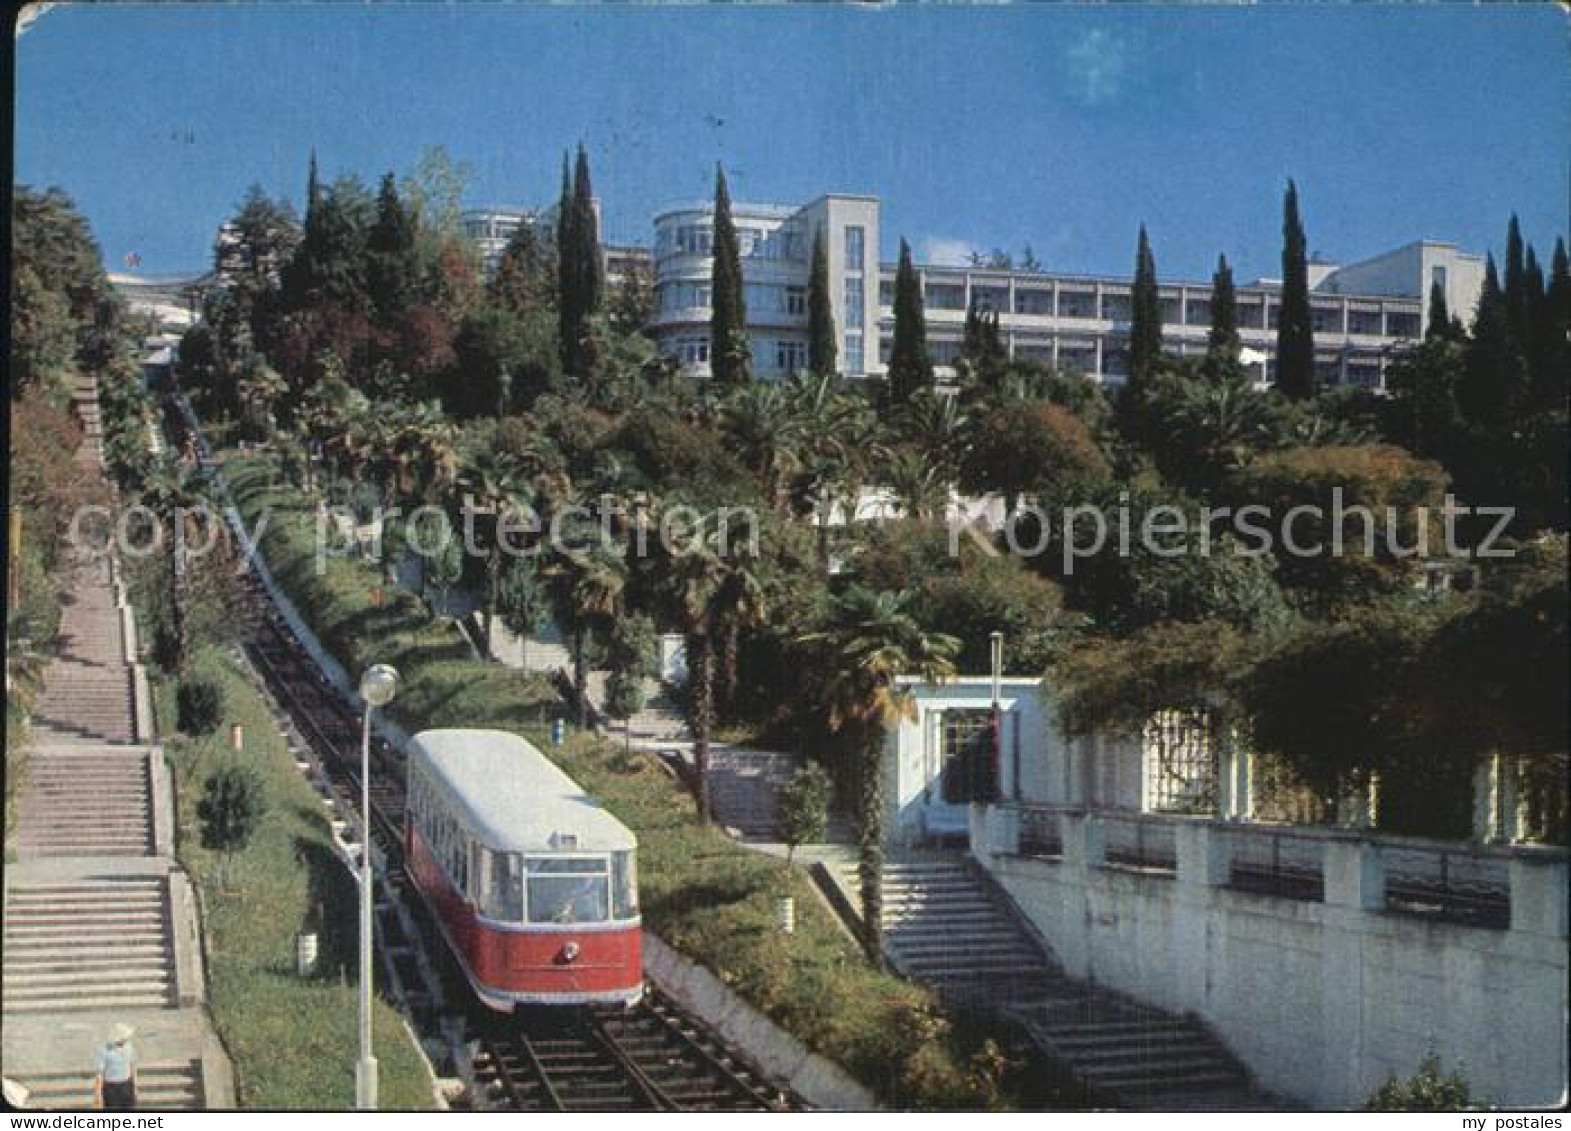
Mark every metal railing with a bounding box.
[1016,806,1064,859]
[1382,843,1511,931]
[1099,812,1178,874]
[1225,826,1326,903]
[989,802,1537,933]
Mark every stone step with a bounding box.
[4,910,166,929]
[3,989,176,1013]
[4,965,172,989]
[12,1063,203,1111]
[4,927,169,946]
[5,951,174,974]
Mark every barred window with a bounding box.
[1141,708,1218,814]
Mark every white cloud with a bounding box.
[921,236,978,267]
[1065,28,1128,108]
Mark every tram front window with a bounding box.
[525,856,609,924]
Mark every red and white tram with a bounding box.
[404,728,643,1009]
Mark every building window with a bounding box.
[1385,310,1420,339]
[1348,308,1381,336]
[973,286,1008,314]
[1015,289,1053,316]
[1059,291,1095,319]
[674,336,709,365]
[1100,293,1132,323]
[845,225,865,271]
[926,284,966,311]
[1432,264,1447,292]
[844,332,864,374]
[879,280,895,306]
[786,286,806,316]
[775,339,808,374]
[676,225,712,256]
[843,278,865,330]
[1311,304,1341,333]
[1185,298,1211,327]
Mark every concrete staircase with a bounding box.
[836,855,1266,1108]
[11,747,154,857]
[1008,996,1259,1109]
[2,879,178,1013]
[29,558,138,747]
[708,747,854,843]
[12,1063,205,1110]
[2,371,231,1110]
[864,857,1064,1004]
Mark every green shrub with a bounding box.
[178,676,225,735]
[778,763,831,864]
[1364,1055,1473,1111]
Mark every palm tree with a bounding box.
[786,371,877,567]
[799,586,959,958]
[140,457,216,669]
[545,512,627,726]
[456,448,533,656]
[660,523,765,821]
[883,446,949,524]
[720,381,803,511]
[893,387,968,479]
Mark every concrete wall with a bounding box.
[974,814,1569,1109]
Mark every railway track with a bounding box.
[169,393,798,1111]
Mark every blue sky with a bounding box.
[16,3,1569,281]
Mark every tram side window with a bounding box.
[612,851,638,920]
[478,850,524,921]
[525,856,609,924]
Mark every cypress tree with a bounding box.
[491,218,552,316]
[1275,179,1316,400]
[1128,224,1163,387]
[887,238,932,405]
[807,226,837,375]
[1504,213,1527,342]
[709,165,750,388]
[1426,280,1454,341]
[284,151,325,311]
[1537,237,1571,413]
[367,171,418,320]
[1458,255,1527,432]
[557,146,602,378]
[555,152,577,371]
[570,146,601,318]
[1206,252,1240,362]
[962,301,985,361]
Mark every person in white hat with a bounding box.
[94,1023,137,1110]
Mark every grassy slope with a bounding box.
[222,454,989,1107]
[154,645,435,1109]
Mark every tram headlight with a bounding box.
[562,941,580,963]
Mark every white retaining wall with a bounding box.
[974,811,1568,1109]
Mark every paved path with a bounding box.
[2,374,233,1111]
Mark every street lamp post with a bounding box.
[356,663,400,1111]
[989,632,1005,801]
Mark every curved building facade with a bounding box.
[651,194,882,380]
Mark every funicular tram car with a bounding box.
[404,728,643,1009]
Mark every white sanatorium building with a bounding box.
[649,193,1485,390]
